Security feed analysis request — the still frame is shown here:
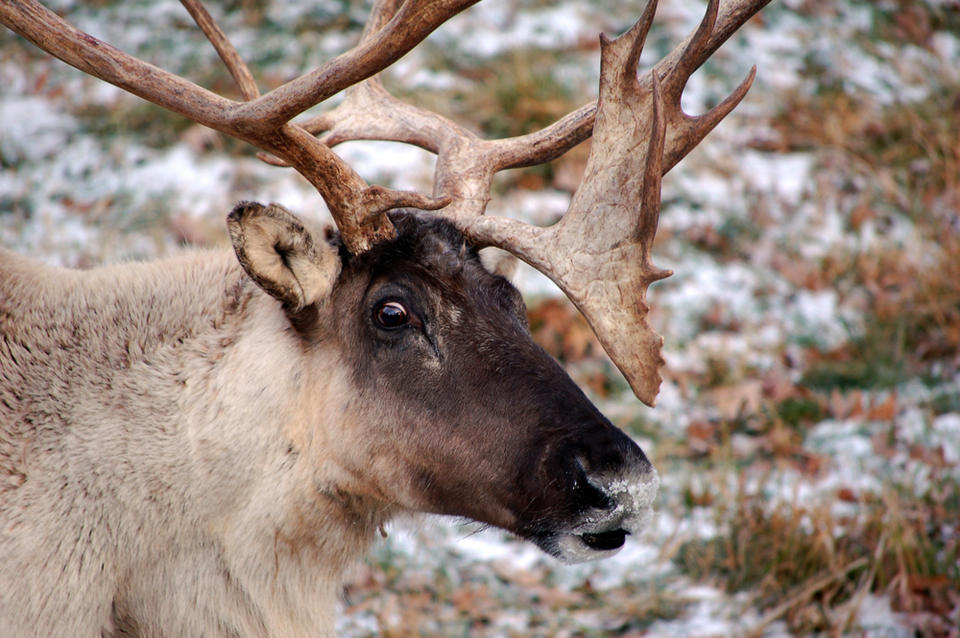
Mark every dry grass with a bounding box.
[343,551,686,637]
[5,0,960,635]
[672,472,959,635]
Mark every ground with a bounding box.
[1,0,958,635]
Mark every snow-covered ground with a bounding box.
[2,0,958,635]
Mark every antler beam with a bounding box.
[1,0,771,404]
[0,0,474,253]
[303,0,769,404]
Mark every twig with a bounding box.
[744,557,869,638]
[832,531,887,634]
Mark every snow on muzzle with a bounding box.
[548,461,660,564]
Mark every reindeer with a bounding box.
[0,0,770,636]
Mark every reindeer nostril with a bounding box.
[572,457,615,511]
[589,486,616,511]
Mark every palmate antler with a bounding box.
[291,0,769,405]
[462,0,762,404]
[0,0,771,405]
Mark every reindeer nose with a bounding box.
[558,419,654,517]
[574,422,652,479]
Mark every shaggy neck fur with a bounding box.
[0,249,382,638]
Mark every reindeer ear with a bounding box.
[227,202,341,312]
[480,247,519,281]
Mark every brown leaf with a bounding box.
[836,487,858,503]
[527,298,600,362]
[867,393,897,421]
[705,379,764,419]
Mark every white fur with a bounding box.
[0,249,384,637]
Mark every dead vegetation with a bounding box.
[3,0,959,635]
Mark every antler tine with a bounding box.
[303,76,470,155]
[457,0,768,405]
[0,0,459,254]
[617,0,661,87]
[259,76,454,166]
[360,0,405,40]
[655,0,757,172]
[180,0,259,101]
[662,64,754,172]
[659,0,720,106]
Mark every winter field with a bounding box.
[2,0,959,635]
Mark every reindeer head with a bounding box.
[226,202,658,561]
[2,0,771,559]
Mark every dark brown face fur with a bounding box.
[316,211,657,562]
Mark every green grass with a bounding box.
[775,396,825,427]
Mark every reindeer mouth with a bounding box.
[535,466,659,563]
[535,524,635,563]
[580,529,628,551]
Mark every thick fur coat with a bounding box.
[0,206,658,637]
[0,249,374,637]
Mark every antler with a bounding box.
[1,0,771,405]
[301,0,769,404]
[466,0,763,405]
[0,0,479,253]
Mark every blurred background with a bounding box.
[2,0,958,635]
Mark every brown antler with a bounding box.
[299,0,768,404]
[463,0,763,405]
[1,0,771,404]
[0,0,475,253]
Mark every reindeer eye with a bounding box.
[374,301,409,329]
